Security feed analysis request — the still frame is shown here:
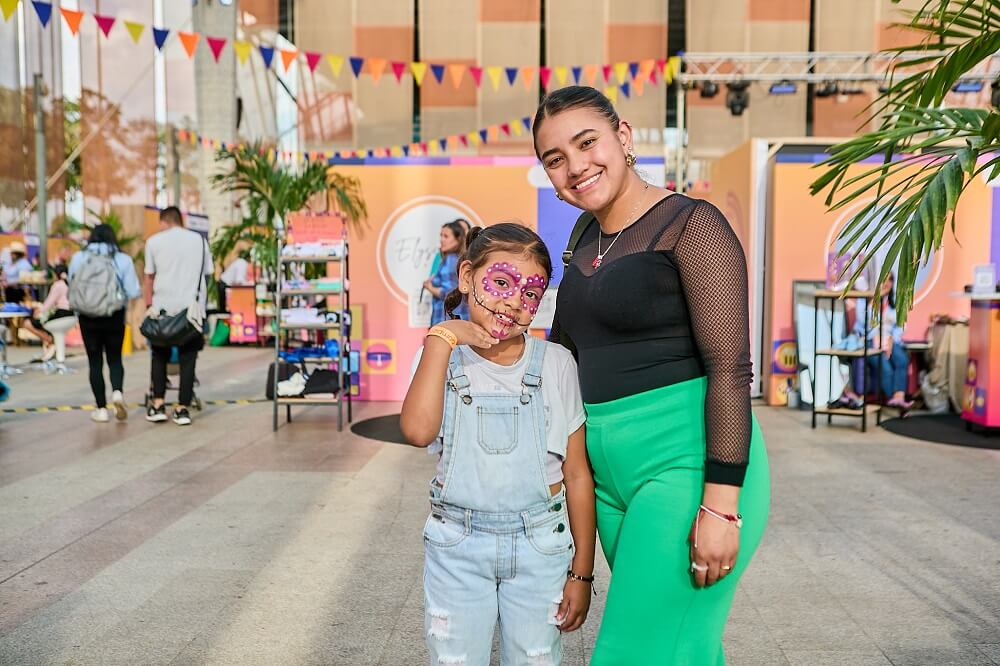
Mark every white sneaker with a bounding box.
[91,407,110,423]
[111,391,128,421]
[40,344,55,362]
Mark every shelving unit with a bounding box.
[811,289,882,432]
[272,221,352,432]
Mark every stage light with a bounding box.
[726,82,750,116]
[769,80,797,95]
[952,80,984,94]
[815,81,839,98]
[700,82,719,98]
[840,84,865,95]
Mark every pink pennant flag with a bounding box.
[501,123,511,136]
[207,37,227,62]
[539,66,552,90]
[601,64,612,83]
[469,66,483,88]
[94,14,116,38]
[391,61,406,82]
[305,51,322,73]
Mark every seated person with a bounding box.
[2,242,33,303]
[21,265,74,362]
[856,272,912,409]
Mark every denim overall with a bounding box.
[423,336,574,666]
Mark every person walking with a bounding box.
[68,224,142,422]
[533,86,771,664]
[143,206,213,426]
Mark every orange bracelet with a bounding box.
[426,325,458,349]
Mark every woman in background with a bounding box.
[423,221,466,326]
[858,272,912,409]
[21,264,74,361]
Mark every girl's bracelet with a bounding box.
[426,325,457,349]
[566,570,594,584]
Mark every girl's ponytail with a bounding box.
[444,287,464,319]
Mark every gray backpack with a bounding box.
[69,250,128,317]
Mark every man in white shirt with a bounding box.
[142,207,214,426]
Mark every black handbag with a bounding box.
[302,369,342,396]
[140,233,206,347]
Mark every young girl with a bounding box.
[401,223,596,665]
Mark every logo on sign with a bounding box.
[362,339,397,375]
[376,196,482,304]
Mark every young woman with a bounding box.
[21,264,74,361]
[533,86,771,664]
[859,272,912,409]
[402,223,596,665]
[68,224,141,422]
[423,221,466,326]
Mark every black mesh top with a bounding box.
[551,194,752,486]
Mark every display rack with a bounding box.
[811,289,882,432]
[272,218,352,431]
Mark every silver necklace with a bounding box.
[594,182,650,269]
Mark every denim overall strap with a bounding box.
[519,334,546,404]
[446,349,472,405]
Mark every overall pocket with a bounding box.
[477,405,519,454]
[423,513,469,548]
[527,511,575,556]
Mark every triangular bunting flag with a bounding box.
[94,14,115,38]
[571,66,582,84]
[628,62,639,79]
[459,134,469,147]
[0,0,18,22]
[438,138,448,151]
[488,125,499,142]
[368,58,386,83]
[259,45,275,68]
[632,77,644,97]
[501,123,511,136]
[520,66,535,91]
[605,86,618,104]
[349,57,364,78]
[447,63,465,88]
[479,129,489,143]
[649,67,659,84]
[207,37,227,62]
[402,145,410,157]
[469,66,483,88]
[640,59,655,77]
[613,62,628,84]
[467,132,480,146]
[428,141,439,156]
[521,117,532,130]
[306,51,322,73]
[124,21,144,44]
[656,58,667,74]
[584,64,598,86]
[554,66,568,87]
[178,31,200,58]
[430,63,445,84]
[153,27,169,50]
[233,40,251,64]
[327,54,344,77]
[411,61,427,86]
[391,61,406,82]
[279,49,298,72]
[539,66,552,90]
[511,117,523,137]
[420,142,428,154]
[487,66,502,91]
[60,7,83,35]
[31,2,52,28]
[601,64,612,83]
[621,82,630,98]
[505,67,518,86]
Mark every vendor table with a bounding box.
[959,292,1000,429]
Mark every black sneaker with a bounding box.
[172,407,192,426]
[146,404,167,423]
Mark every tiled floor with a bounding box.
[1,347,998,665]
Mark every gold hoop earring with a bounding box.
[625,152,637,168]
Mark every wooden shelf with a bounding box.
[815,348,884,357]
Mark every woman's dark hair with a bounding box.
[532,85,620,157]
[444,222,553,319]
[441,221,466,256]
[87,223,119,250]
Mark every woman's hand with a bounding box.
[557,578,591,632]
[423,279,435,292]
[688,513,739,587]
[438,319,498,349]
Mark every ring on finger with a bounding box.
[721,565,733,571]
[689,561,708,573]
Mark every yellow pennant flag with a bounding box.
[613,62,628,85]
[391,145,404,157]
[0,0,18,22]
[605,86,618,105]
[510,118,523,137]
[411,61,427,86]
[554,66,568,87]
[233,40,252,65]
[326,54,345,78]
[486,66,503,91]
[124,21,145,44]
[667,56,681,81]
[467,131,480,146]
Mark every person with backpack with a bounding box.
[68,224,141,422]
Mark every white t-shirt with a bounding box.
[420,339,587,485]
[220,257,250,285]
[144,227,214,315]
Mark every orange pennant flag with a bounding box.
[178,31,200,58]
[410,61,427,86]
[486,66,502,91]
[327,54,344,77]
[368,57,387,84]
[520,66,535,91]
[124,21,145,44]
[488,125,500,142]
[448,63,466,89]
[279,49,298,72]
[233,40,252,65]
[583,64,598,87]
[633,76,645,97]
[60,7,84,35]
[640,59,655,77]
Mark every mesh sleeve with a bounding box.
[673,202,752,486]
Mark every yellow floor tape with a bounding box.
[2,399,266,414]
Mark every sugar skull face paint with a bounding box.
[469,259,549,340]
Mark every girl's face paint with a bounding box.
[466,253,549,340]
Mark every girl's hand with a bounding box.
[556,578,591,632]
[688,512,739,588]
[439,320,499,349]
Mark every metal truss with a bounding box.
[678,51,1000,83]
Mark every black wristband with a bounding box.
[567,570,594,583]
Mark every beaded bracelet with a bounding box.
[566,570,594,583]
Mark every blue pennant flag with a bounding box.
[478,129,488,143]
[571,66,582,85]
[259,45,275,69]
[521,117,532,131]
[621,82,630,98]
[349,56,364,77]
[430,64,445,84]
[153,27,170,51]
[505,67,518,86]
[31,1,52,28]
[402,145,410,156]
[628,62,639,79]
[438,138,448,151]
